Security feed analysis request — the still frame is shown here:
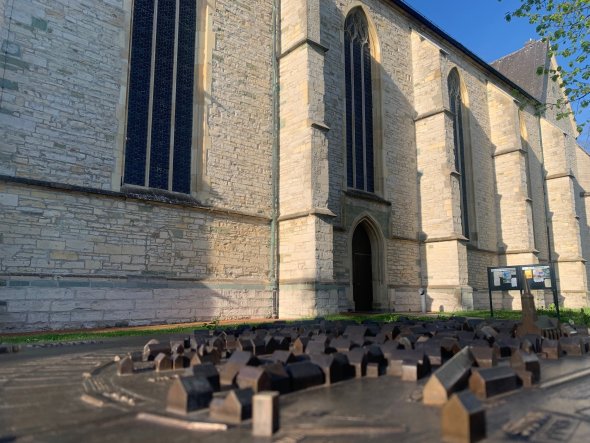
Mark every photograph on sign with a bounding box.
[533,268,547,283]
[489,267,520,290]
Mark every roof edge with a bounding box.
[389,0,540,105]
[490,39,547,65]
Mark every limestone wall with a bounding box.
[0,180,273,331]
[206,0,274,212]
[0,0,274,212]
[0,0,127,187]
[0,0,276,331]
[574,147,590,298]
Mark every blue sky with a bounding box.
[403,0,590,149]
[403,0,537,62]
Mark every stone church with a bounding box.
[1,0,589,331]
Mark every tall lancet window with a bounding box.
[345,9,374,193]
[124,0,197,194]
[448,69,471,239]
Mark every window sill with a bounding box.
[343,189,391,206]
[121,184,200,206]
[0,174,270,222]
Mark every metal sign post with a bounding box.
[549,265,560,320]
[486,271,494,318]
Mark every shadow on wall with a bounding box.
[0,179,274,332]
[0,281,274,333]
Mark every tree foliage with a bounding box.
[503,0,590,133]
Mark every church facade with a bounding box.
[1,0,589,331]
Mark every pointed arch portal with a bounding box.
[352,223,373,311]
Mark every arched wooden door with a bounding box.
[352,224,373,311]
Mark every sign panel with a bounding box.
[486,263,559,319]
[521,265,552,290]
[488,267,520,291]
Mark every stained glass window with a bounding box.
[448,69,470,238]
[345,9,374,193]
[125,0,196,194]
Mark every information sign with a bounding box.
[521,265,552,290]
[485,264,559,319]
[488,267,520,291]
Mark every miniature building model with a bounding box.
[1,0,590,331]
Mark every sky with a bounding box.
[403,0,590,149]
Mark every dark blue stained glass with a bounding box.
[124,0,154,186]
[353,42,364,190]
[149,0,176,190]
[457,103,470,238]
[363,44,374,193]
[450,96,460,173]
[456,99,466,177]
[345,36,354,188]
[172,0,197,194]
[448,70,470,238]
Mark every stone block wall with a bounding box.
[1,285,273,331]
[0,0,274,211]
[0,0,126,187]
[206,0,274,212]
[0,182,270,279]
[0,180,273,331]
[0,0,276,331]
[541,117,589,306]
[575,147,590,291]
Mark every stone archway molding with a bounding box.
[348,213,387,311]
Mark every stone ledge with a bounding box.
[0,287,275,332]
[0,277,271,291]
[279,37,329,60]
[0,174,271,223]
[343,190,392,206]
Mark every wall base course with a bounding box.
[0,283,273,332]
[278,286,344,319]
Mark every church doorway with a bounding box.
[352,223,373,311]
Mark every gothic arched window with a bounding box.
[345,9,374,193]
[448,69,472,239]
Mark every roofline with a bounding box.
[389,0,540,104]
[490,39,545,65]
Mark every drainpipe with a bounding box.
[270,0,281,318]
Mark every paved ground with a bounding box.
[1,334,590,442]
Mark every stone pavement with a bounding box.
[1,333,590,442]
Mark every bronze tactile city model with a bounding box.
[2,295,590,442]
